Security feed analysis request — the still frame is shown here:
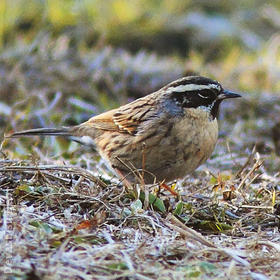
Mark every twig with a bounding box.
[166,213,216,248]
[237,158,263,191]
[0,165,107,188]
[166,214,250,266]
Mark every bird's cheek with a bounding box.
[164,100,185,116]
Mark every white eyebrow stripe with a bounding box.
[167,83,220,92]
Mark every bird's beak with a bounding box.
[218,90,242,100]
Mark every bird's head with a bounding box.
[163,76,241,120]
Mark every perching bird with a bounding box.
[7,76,241,184]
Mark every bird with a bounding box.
[7,76,241,185]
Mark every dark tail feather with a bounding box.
[6,127,73,138]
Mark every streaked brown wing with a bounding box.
[86,108,120,131]
[87,94,157,135]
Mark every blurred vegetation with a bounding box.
[1,0,280,57]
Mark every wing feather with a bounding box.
[87,94,158,135]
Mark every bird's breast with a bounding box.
[171,110,219,175]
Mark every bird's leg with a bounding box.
[141,143,149,210]
[159,182,179,196]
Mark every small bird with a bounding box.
[7,76,241,184]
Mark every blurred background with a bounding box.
[1,0,280,173]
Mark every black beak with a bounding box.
[218,90,242,100]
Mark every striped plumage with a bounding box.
[7,76,241,184]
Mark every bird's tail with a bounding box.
[6,127,74,138]
[6,125,97,149]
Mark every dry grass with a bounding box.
[1,145,279,279]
